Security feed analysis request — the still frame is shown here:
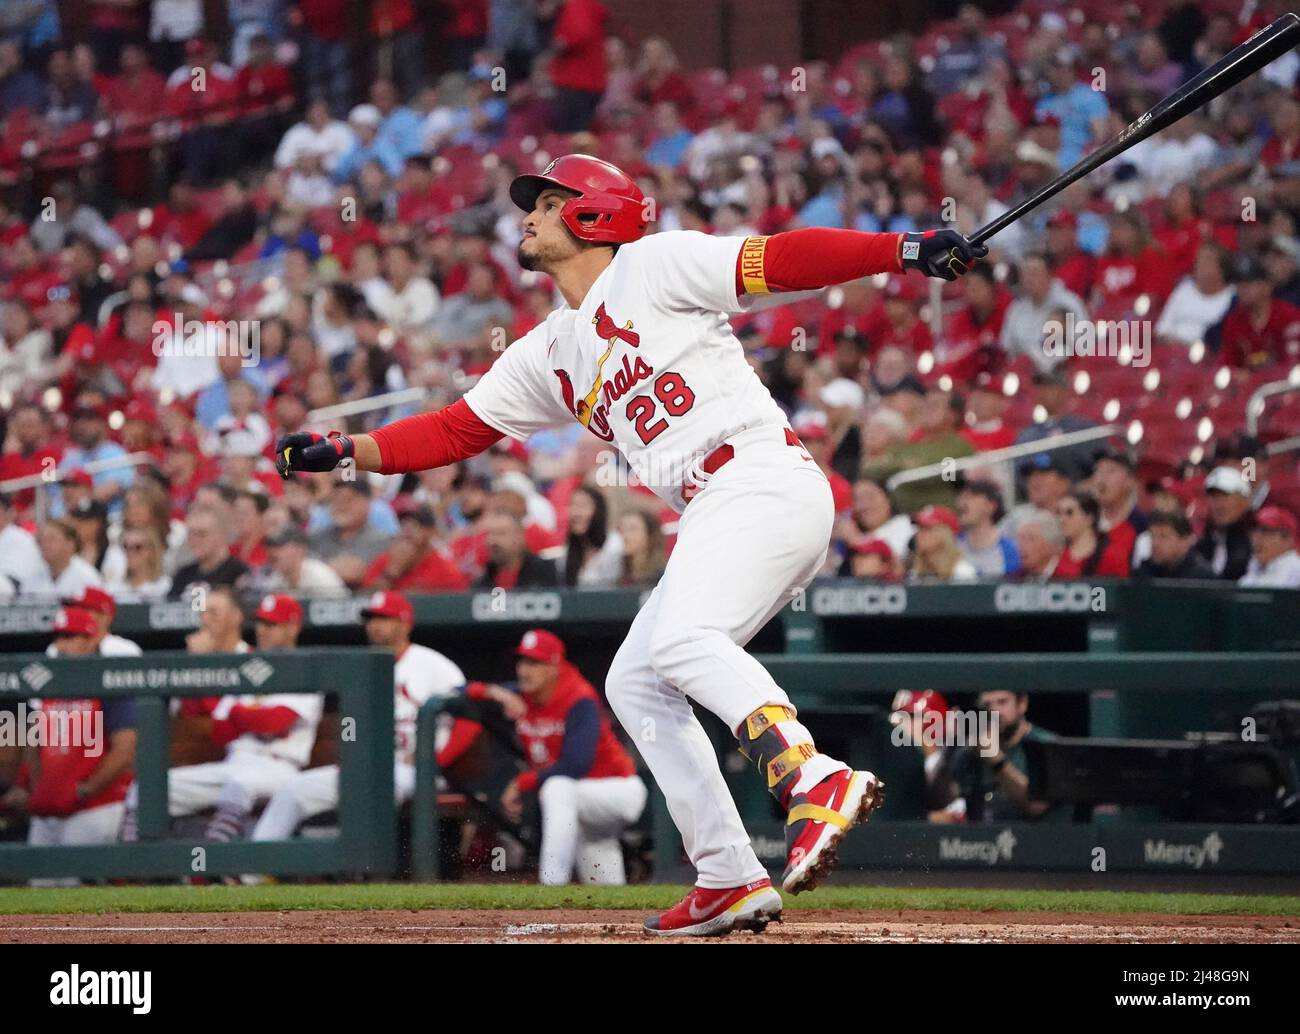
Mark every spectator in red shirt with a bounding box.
[0,403,62,515]
[105,41,165,135]
[165,39,239,184]
[1154,183,1237,281]
[443,0,488,72]
[1216,254,1300,370]
[1052,490,1130,578]
[961,373,1017,451]
[549,0,609,133]
[1091,210,1174,318]
[1045,209,1095,300]
[936,264,1011,382]
[635,36,696,125]
[236,34,295,166]
[5,237,62,311]
[876,278,934,356]
[146,180,213,253]
[363,501,470,593]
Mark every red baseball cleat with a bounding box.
[643,878,783,937]
[782,769,885,895]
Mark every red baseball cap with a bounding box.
[52,607,97,638]
[62,586,116,618]
[1254,505,1298,537]
[254,593,303,625]
[793,419,829,443]
[64,469,93,489]
[361,590,414,623]
[914,504,960,535]
[852,537,894,560]
[889,688,950,724]
[516,628,565,664]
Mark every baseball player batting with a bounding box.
[276,154,986,936]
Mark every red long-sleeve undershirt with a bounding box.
[370,229,906,474]
[211,705,301,746]
[370,398,503,475]
[735,228,905,295]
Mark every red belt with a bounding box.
[699,427,804,477]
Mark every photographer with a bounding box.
[932,690,1057,822]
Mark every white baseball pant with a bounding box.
[605,426,841,888]
[538,774,647,885]
[125,755,302,817]
[27,802,126,887]
[250,762,417,840]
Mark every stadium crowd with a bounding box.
[3,0,1300,603]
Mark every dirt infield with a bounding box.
[2,909,1296,943]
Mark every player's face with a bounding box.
[516,657,556,695]
[255,620,298,650]
[517,188,583,272]
[364,615,406,649]
[53,633,95,656]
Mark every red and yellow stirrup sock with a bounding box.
[736,705,843,810]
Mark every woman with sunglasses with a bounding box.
[1051,490,1130,578]
[105,527,171,602]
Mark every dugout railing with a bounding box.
[641,652,1300,883]
[0,649,395,882]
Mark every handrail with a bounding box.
[307,387,427,424]
[0,450,157,494]
[885,423,1120,490]
[1246,373,1300,436]
[0,451,158,524]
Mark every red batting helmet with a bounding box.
[510,154,648,245]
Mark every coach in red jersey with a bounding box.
[468,629,645,885]
[1,608,137,883]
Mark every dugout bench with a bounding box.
[0,649,395,882]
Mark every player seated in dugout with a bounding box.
[120,590,324,843]
[926,690,1062,823]
[438,629,646,885]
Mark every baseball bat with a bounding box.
[970,12,1300,246]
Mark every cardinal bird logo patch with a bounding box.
[591,302,640,347]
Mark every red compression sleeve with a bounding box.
[228,704,300,737]
[735,229,905,295]
[369,398,504,475]
[436,718,483,770]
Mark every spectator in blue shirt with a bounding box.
[334,104,404,183]
[1035,50,1110,168]
[957,479,1022,579]
[0,39,43,116]
[54,405,131,517]
[645,101,694,171]
[371,78,425,160]
[195,353,271,430]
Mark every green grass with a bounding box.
[0,882,1298,916]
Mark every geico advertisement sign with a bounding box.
[994,583,1106,613]
[812,585,908,615]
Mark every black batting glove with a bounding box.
[900,229,989,281]
[275,431,354,478]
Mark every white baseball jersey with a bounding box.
[463,231,789,512]
[393,642,465,764]
[47,634,143,658]
[215,687,324,769]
